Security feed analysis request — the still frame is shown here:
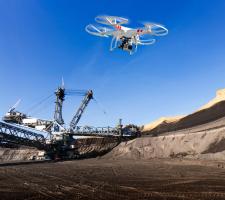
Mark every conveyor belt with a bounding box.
[0,121,46,149]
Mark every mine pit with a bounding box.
[2,88,225,199]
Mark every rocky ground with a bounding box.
[1,159,225,200]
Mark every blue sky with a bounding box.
[0,0,225,127]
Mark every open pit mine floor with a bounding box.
[1,159,225,200]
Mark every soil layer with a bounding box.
[1,159,225,200]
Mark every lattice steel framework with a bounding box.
[0,121,46,148]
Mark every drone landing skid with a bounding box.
[110,36,118,51]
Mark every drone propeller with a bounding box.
[9,99,21,112]
[85,24,112,37]
[144,23,168,36]
[95,15,129,25]
[138,38,156,45]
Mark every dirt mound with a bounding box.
[75,137,120,158]
[142,116,184,132]
[0,148,44,161]
[0,137,120,162]
[199,88,225,110]
[104,118,225,160]
[143,89,225,135]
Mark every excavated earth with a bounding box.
[0,137,120,162]
[2,159,225,200]
[2,116,225,200]
[143,89,225,135]
[105,117,225,160]
[2,89,225,199]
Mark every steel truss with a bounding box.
[70,126,121,137]
[0,121,46,148]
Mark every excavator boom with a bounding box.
[69,90,93,131]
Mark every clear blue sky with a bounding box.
[0,0,225,127]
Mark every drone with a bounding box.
[85,15,168,55]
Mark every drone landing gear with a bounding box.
[110,36,119,51]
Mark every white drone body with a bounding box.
[85,15,168,55]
